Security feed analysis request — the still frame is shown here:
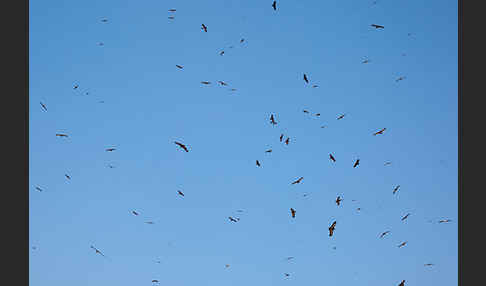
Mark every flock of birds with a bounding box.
[32,2,454,286]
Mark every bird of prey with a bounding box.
[396,76,406,82]
[152,280,159,283]
[240,38,245,43]
[291,177,304,185]
[290,208,296,218]
[201,81,211,85]
[357,208,361,211]
[401,213,410,221]
[73,84,79,89]
[362,59,370,64]
[353,159,360,168]
[218,81,228,86]
[219,51,225,56]
[303,110,310,114]
[174,141,189,152]
[312,85,318,88]
[329,221,337,237]
[56,133,68,137]
[265,149,272,153]
[315,113,321,116]
[303,73,309,83]
[321,125,327,128]
[201,24,207,32]
[371,24,384,29]
[439,219,452,223]
[132,211,139,216]
[373,128,386,135]
[272,1,277,11]
[176,65,183,69]
[286,256,295,260]
[285,138,290,145]
[270,114,277,125]
[65,174,71,180]
[279,134,284,142]
[335,196,342,206]
[256,160,261,167]
[424,263,434,266]
[168,9,176,12]
[105,148,116,152]
[225,264,230,268]
[177,190,185,197]
[35,187,43,192]
[398,280,405,286]
[168,16,175,19]
[229,217,239,222]
[337,114,345,120]
[145,221,155,224]
[98,42,104,46]
[284,273,290,277]
[329,154,336,162]
[384,161,392,166]
[379,231,390,238]
[393,185,400,194]
[398,241,407,248]
[101,18,108,22]
[40,102,47,111]
[108,165,115,168]
[230,88,237,92]
[90,246,105,257]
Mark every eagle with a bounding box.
[337,114,345,120]
[105,148,116,152]
[353,159,360,168]
[272,1,277,10]
[393,185,400,194]
[329,154,336,162]
[285,138,290,145]
[56,133,68,138]
[329,221,337,237]
[176,65,183,69]
[291,177,304,185]
[256,160,261,167]
[398,241,407,248]
[373,128,386,135]
[379,231,390,238]
[335,196,342,206]
[201,24,207,32]
[371,24,384,29]
[177,190,185,197]
[303,73,309,83]
[290,208,296,218]
[174,141,189,152]
[40,102,48,111]
[401,213,410,221]
[270,114,277,125]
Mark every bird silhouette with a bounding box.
[73,84,79,89]
[220,51,225,56]
[398,241,407,248]
[362,59,370,64]
[152,280,159,283]
[35,186,43,192]
[424,263,434,266]
[290,208,296,218]
[240,38,245,43]
[101,18,108,22]
[396,76,406,82]
[353,159,360,168]
[201,24,207,32]
[393,185,400,194]
[329,221,337,237]
[371,24,384,29]
[303,73,309,83]
[312,85,318,88]
[270,114,277,125]
[279,134,284,142]
[373,128,386,135]
[329,154,336,162]
[265,149,272,153]
[315,113,320,116]
[337,114,346,120]
[201,81,211,85]
[379,231,390,238]
[336,196,342,206]
[177,190,185,197]
[291,177,304,185]
[229,217,239,222]
[132,211,139,216]
[439,219,452,223]
[105,148,116,152]
[401,213,410,221]
[176,65,183,69]
[272,1,277,11]
[218,81,228,86]
[90,246,105,257]
[168,9,176,12]
[256,160,261,167]
[56,133,68,138]
[40,102,47,111]
[65,174,71,180]
[285,138,290,145]
[174,141,189,152]
[303,110,310,114]
[398,280,405,286]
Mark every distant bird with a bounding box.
[290,208,296,218]
[393,185,400,194]
[56,133,68,138]
[90,245,105,257]
[256,160,261,167]
[337,114,345,120]
[65,174,71,180]
[279,134,284,142]
[379,231,390,238]
[265,149,272,153]
[132,211,139,216]
[201,24,207,32]
[315,113,320,116]
[99,101,105,103]
[424,263,434,266]
[73,84,79,89]
[329,221,337,237]
[229,216,239,222]
[272,1,277,11]
[401,213,411,221]
[373,128,386,135]
[398,241,407,248]
[384,161,392,166]
[329,154,336,162]
[371,24,384,29]
[439,219,452,223]
[219,51,225,56]
[284,273,290,277]
[105,148,116,152]
[321,125,328,128]
[357,208,361,211]
[230,88,237,92]
[312,85,318,88]
[303,110,310,114]
[291,177,304,185]
[201,81,211,85]
[362,59,370,64]
[176,65,183,69]
[270,114,277,125]
[177,190,185,197]
[168,9,176,12]
[152,280,159,283]
[303,73,309,83]
[398,280,405,286]
[98,42,104,46]
[396,76,406,82]
[236,210,244,213]
[101,18,108,22]
[108,165,115,168]
[174,141,189,152]
[35,186,43,192]
[240,38,245,43]
[168,16,175,19]
[335,196,342,206]
[32,246,37,250]
[145,221,155,224]
[218,81,228,86]
[40,102,47,111]
[285,138,290,145]
[353,159,360,168]
[286,256,295,260]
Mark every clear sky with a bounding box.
[29,0,457,285]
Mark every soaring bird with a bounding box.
[303,73,309,83]
[393,185,400,194]
[284,273,290,277]
[290,208,296,218]
[90,246,105,257]
[65,174,71,180]
[132,211,139,216]
[201,24,207,32]
[401,213,411,221]
[329,221,337,237]
[303,110,310,114]
[396,76,406,82]
[373,128,386,135]
[286,256,295,260]
[220,51,225,56]
[272,1,277,11]
[73,84,79,89]
[201,81,211,85]
[56,133,68,138]
[229,216,239,222]
[174,141,189,152]
[424,263,434,266]
[168,16,175,19]
[105,148,116,152]
[40,102,47,111]
[279,134,284,142]
[145,221,155,224]
[240,38,245,43]
[270,114,277,125]
[177,190,185,197]
[152,280,159,283]
[285,138,290,145]
[384,161,392,166]
[371,24,384,29]
[362,59,370,64]
[168,9,176,12]
[265,149,272,153]
[291,177,304,185]
[329,154,336,162]
[101,18,108,22]
[379,231,390,238]
[176,65,183,69]
[315,113,321,116]
[337,114,345,120]
[335,196,342,206]
[398,280,405,286]
[398,241,407,248]
[353,159,360,168]
[439,219,452,223]
[218,81,228,86]
[312,85,318,88]
[35,187,43,192]
[256,160,261,167]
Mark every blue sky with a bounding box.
[29,0,457,285]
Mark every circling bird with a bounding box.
[284,273,290,277]
[285,138,290,145]
[329,154,336,162]
[132,211,139,216]
[291,177,304,185]
[401,213,411,221]
[270,114,277,125]
[272,1,277,10]
[290,208,296,218]
[265,149,272,153]
[337,114,346,120]
[424,263,434,266]
[353,159,360,168]
[303,110,310,114]
[384,161,392,166]
[312,85,318,88]
[379,231,390,238]
[396,76,406,82]
[315,113,321,116]
[168,9,176,12]
[176,65,183,69]
[168,16,175,19]
[329,221,337,237]
[65,174,71,180]
[439,219,452,223]
[73,84,79,89]
[362,59,370,64]
[335,196,342,206]
[279,134,284,142]
[56,133,68,138]
[371,24,384,29]
[220,51,225,56]
[177,190,185,197]
[105,148,116,152]
[256,160,261,167]
[90,245,105,257]
[398,280,405,286]
[101,18,108,22]
[152,280,159,283]
[303,73,309,83]
[40,102,47,111]
[201,81,211,85]
[174,141,189,152]
[393,185,400,194]
[35,186,43,192]
[373,128,386,135]
[218,81,228,86]
[398,241,407,248]
[201,24,207,32]
[229,216,239,222]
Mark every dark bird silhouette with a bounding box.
[362,59,370,64]
[240,38,245,43]
[229,216,239,222]
[270,114,277,125]
[265,149,272,153]
[256,160,261,167]
[65,174,71,180]
[201,24,207,32]
[286,256,295,260]
[40,102,47,111]
[329,154,336,162]
[315,113,321,116]
[303,73,309,83]
[401,213,411,221]
[201,81,211,85]
[384,161,392,166]
[220,51,225,56]
[90,246,105,257]
[336,196,342,206]
[291,177,304,185]
[303,110,310,114]
[152,280,159,283]
[35,186,43,192]
[280,134,284,142]
[353,159,360,168]
[132,211,139,216]
[357,207,361,211]
[424,263,434,266]
[105,148,116,152]
[396,76,406,82]
[398,280,405,286]
[168,9,176,12]
[218,81,228,86]
[290,208,296,218]
[174,141,189,152]
[73,84,79,89]
[101,18,108,22]
[56,133,68,138]
[284,273,290,277]
[373,128,386,135]
[398,241,407,248]
[371,24,384,29]
[329,221,337,237]
[176,65,183,69]
[177,190,185,197]
[272,1,277,10]
[393,185,400,194]
[337,114,345,120]
[168,16,175,19]
[439,219,452,223]
[285,138,290,145]
[312,85,318,88]
[379,231,390,238]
